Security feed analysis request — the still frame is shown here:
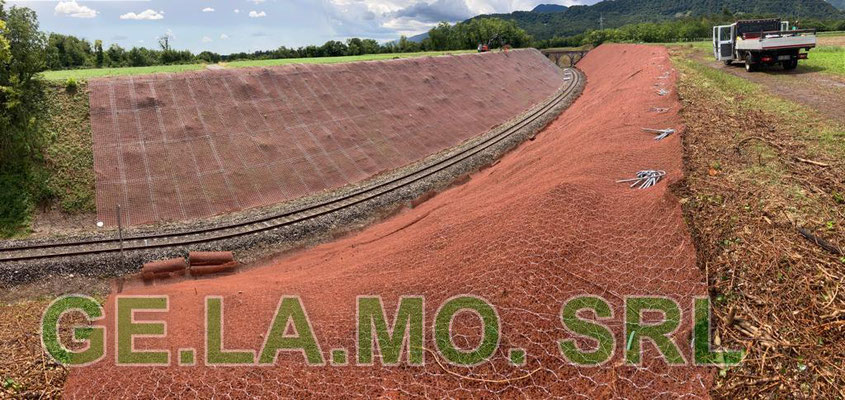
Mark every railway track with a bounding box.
[0,68,583,264]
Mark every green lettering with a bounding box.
[357,296,424,365]
[116,296,169,365]
[206,297,255,365]
[41,295,106,366]
[625,297,685,365]
[434,296,499,366]
[559,296,615,365]
[693,298,743,366]
[258,297,323,365]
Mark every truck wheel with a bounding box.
[745,55,757,72]
[783,60,798,70]
[723,60,733,66]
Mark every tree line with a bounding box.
[44,17,531,71]
[536,15,845,48]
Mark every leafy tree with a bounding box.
[426,22,455,50]
[197,51,221,63]
[0,1,50,235]
[3,6,45,83]
[94,39,103,67]
[422,18,532,51]
[361,39,381,54]
[346,38,364,56]
[128,47,156,67]
[320,40,348,57]
[0,19,9,65]
[46,33,92,69]
[397,36,421,52]
[106,43,126,67]
[159,49,193,64]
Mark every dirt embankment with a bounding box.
[89,49,567,227]
[64,44,712,398]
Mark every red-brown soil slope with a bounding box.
[89,49,566,226]
[66,44,711,398]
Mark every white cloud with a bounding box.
[202,7,215,13]
[249,0,266,4]
[54,0,98,19]
[248,10,267,18]
[120,9,165,20]
[220,33,230,40]
[234,9,241,14]
[202,36,213,43]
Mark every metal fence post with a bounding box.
[116,204,125,268]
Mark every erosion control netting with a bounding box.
[89,49,566,226]
[66,45,712,398]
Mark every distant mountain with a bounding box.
[471,0,844,41]
[826,0,845,10]
[532,4,568,13]
[408,32,429,43]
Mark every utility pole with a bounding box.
[600,13,604,30]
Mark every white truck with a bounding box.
[713,19,816,72]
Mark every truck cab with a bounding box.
[713,19,816,72]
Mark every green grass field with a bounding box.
[666,38,845,77]
[40,50,476,81]
[802,46,845,76]
[41,63,209,81]
[817,30,845,37]
[224,50,475,68]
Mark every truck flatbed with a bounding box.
[735,30,817,51]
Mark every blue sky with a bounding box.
[6,0,600,54]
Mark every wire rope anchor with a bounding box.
[642,128,675,141]
[616,170,667,190]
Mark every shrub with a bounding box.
[64,77,78,92]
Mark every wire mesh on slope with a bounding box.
[65,44,712,399]
[89,49,567,227]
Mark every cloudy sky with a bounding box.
[6,0,600,54]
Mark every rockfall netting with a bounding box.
[89,49,566,226]
[65,44,712,398]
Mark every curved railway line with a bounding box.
[0,68,583,264]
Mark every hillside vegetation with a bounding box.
[827,0,845,10]
[476,0,844,40]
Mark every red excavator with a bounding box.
[477,34,509,53]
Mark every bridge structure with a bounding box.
[541,48,591,68]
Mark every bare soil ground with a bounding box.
[714,63,845,123]
[61,44,712,398]
[669,46,844,398]
[29,205,97,238]
[818,35,845,47]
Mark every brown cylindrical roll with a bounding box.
[142,258,188,275]
[190,261,238,277]
[189,251,234,266]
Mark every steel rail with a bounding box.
[0,68,583,263]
